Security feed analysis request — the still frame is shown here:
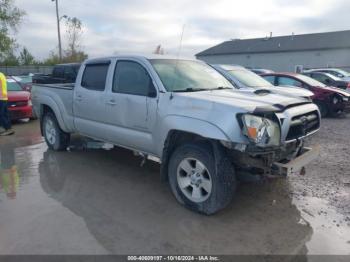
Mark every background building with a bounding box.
[196,30,350,72]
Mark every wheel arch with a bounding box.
[39,99,69,134]
[160,129,227,182]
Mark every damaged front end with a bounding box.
[226,140,320,178]
[224,104,321,178]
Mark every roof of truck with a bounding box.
[85,54,196,63]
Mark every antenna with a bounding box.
[170,24,186,98]
[177,24,186,58]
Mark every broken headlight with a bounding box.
[241,114,281,147]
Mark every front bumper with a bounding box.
[343,101,350,113]
[272,145,320,176]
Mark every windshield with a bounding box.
[330,69,350,77]
[226,69,273,88]
[7,80,23,91]
[150,59,233,92]
[296,74,327,87]
[324,73,342,81]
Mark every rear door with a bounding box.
[73,61,111,140]
[104,59,158,153]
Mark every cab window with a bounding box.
[113,61,155,97]
[81,63,109,91]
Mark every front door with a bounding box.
[104,60,158,153]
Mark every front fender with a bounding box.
[156,115,230,157]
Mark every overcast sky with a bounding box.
[13,0,350,60]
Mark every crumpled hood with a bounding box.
[173,89,310,113]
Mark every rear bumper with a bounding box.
[272,145,320,176]
[8,105,33,120]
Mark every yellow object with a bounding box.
[0,72,8,101]
[1,166,19,199]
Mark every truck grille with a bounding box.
[286,111,320,141]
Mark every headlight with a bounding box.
[332,96,340,104]
[28,99,32,106]
[241,114,281,147]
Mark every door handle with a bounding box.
[106,99,117,106]
[75,95,82,101]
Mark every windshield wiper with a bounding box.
[173,88,207,92]
[213,86,232,90]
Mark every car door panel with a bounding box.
[104,59,158,153]
[73,62,111,140]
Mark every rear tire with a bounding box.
[42,112,70,151]
[168,142,236,215]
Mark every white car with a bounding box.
[303,68,350,81]
[212,64,314,100]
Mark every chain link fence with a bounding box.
[0,66,54,76]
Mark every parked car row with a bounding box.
[220,65,350,117]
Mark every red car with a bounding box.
[261,72,350,117]
[6,78,33,120]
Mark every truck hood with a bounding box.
[8,91,31,102]
[173,89,310,113]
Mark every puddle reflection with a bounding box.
[0,146,18,199]
[36,147,312,255]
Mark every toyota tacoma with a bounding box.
[32,55,320,215]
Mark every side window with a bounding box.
[311,74,328,84]
[262,75,275,85]
[113,61,154,96]
[277,77,303,87]
[81,63,109,91]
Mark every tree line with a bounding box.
[0,0,88,66]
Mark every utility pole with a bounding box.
[52,0,63,61]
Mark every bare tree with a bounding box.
[0,0,25,62]
[64,17,87,62]
[19,47,35,65]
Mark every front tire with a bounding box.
[168,143,236,215]
[42,112,70,151]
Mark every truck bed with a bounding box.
[33,83,75,90]
[31,83,76,133]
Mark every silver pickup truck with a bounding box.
[32,55,320,215]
